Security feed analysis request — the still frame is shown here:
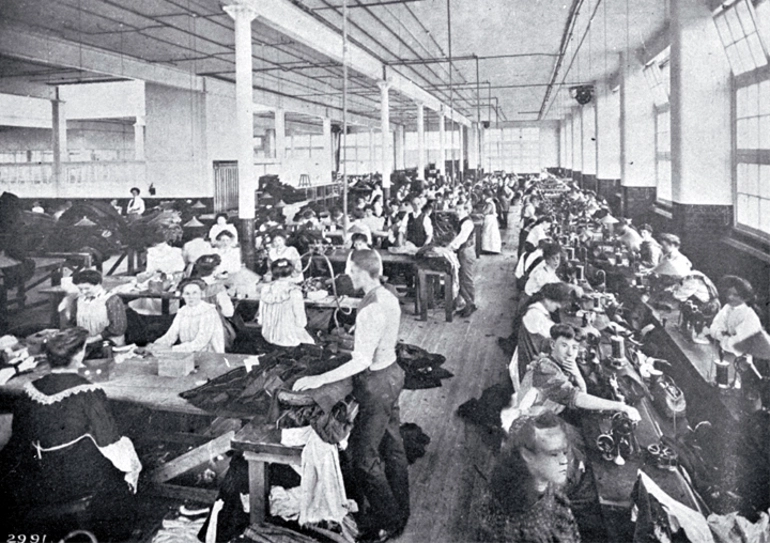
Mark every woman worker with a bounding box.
[208,212,239,244]
[481,190,502,254]
[258,258,315,348]
[709,275,763,355]
[152,278,225,353]
[0,328,141,540]
[65,269,127,348]
[511,282,574,390]
[266,230,304,283]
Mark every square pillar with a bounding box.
[620,51,657,222]
[378,80,392,192]
[322,117,332,181]
[416,102,425,179]
[134,116,145,161]
[224,1,259,268]
[670,0,732,269]
[52,94,67,189]
[395,124,405,171]
[438,106,446,175]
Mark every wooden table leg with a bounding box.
[244,451,268,525]
[162,298,170,315]
[418,269,428,321]
[445,272,453,323]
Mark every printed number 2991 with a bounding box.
[8,536,47,543]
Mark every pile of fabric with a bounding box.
[396,342,453,390]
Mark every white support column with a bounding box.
[457,124,465,174]
[133,115,145,161]
[369,128,376,174]
[479,123,486,173]
[416,102,425,179]
[51,94,67,189]
[438,106,446,175]
[395,124,404,171]
[378,80,392,193]
[275,108,286,162]
[619,52,655,188]
[468,123,478,172]
[670,0,731,205]
[322,117,332,180]
[224,1,258,266]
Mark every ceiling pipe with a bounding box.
[538,0,586,120]
[387,52,560,65]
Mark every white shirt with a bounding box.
[515,249,543,280]
[215,246,243,275]
[522,301,555,337]
[655,250,692,276]
[524,261,561,296]
[709,303,763,355]
[448,217,475,251]
[525,223,550,247]
[127,196,145,216]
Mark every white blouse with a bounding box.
[524,261,561,296]
[258,281,315,347]
[709,303,763,355]
[155,302,225,353]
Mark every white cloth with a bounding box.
[709,303,763,355]
[77,290,111,337]
[524,261,561,296]
[258,280,315,347]
[281,426,355,526]
[98,436,142,492]
[155,302,225,353]
[152,516,207,543]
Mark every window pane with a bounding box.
[747,82,760,115]
[738,118,749,148]
[747,162,760,195]
[749,116,761,148]
[738,194,749,224]
[736,1,755,35]
[760,198,770,233]
[747,33,768,67]
[748,195,761,228]
[715,13,734,46]
[760,115,770,149]
[726,7,746,42]
[760,80,770,115]
[760,165,770,198]
[727,44,745,74]
[737,85,748,118]
[737,38,757,72]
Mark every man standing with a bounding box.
[294,250,409,542]
[399,194,433,248]
[448,200,477,317]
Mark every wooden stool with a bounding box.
[417,268,453,323]
[231,423,303,525]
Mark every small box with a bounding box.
[79,358,113,383]
[157,352,196,377]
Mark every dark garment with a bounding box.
[517,317,551,382]
[406,212,428,247]
[478,486,581,543]
[350,362,410,532]
[399,423,431,464]
[0,373,135,540]
[458,245,476,306]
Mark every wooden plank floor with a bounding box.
[396,215,519,543]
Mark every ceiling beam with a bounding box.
[0,77,56,100]
[0,21,206,92]
[236,0,471,126]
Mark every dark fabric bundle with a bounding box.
[399,422,431,464]
[179,345,351,416]
[431,211,460,247]
[396,342,453,390]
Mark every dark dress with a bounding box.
[0,373,135,538]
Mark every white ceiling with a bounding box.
[0,0,672,127]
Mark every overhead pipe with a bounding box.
[388,52,560,65]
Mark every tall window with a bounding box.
[714,0,767,76]
[644,50,671,204]
[483,127,540,173]
[735,80,770,234]
[718,0,770,237]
